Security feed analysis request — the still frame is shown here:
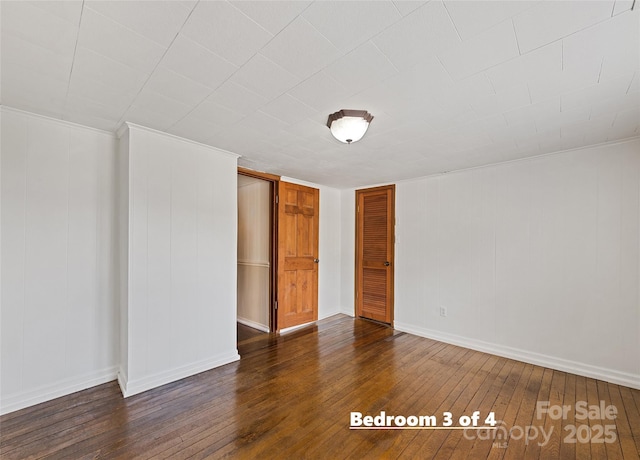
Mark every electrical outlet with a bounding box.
[439,306,447,317]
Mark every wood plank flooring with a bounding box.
[237,322,268,356]
[1,314,639,459]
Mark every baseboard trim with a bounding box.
[319,309,342,320]
[0,366,118,415]
[394,322,640,390]
[118,351,240,398]
[280,321,315,334]
[237,317,269,333]
[117,367,128,398]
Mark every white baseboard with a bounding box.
[0,366,118,415]
[394,322,640,390]
[117,367,128,397]
[319,308,342,320]
[118,351,240,398]
[237,317,269,332]
[280,321,316,334]
[340,308,355,317]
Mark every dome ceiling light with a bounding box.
[326,109,374,144]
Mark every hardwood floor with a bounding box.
[1,314,639,459]
[237,323,273,357]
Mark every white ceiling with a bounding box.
[1,1,638,188]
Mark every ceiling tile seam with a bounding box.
[440,32,564,84]
[269,94,319,123]
[149,66,218,104]
[62,46,150,104]
[517,11,627,57]
[294,14,342,55]
[485,74,497,95]
[114,0,202,129]
[389,1,404,19]
[82,4,175,59]
[441,1,463,42]
[3,24,76,61]
[444,5,537,45]
[624,72,637,94]
[314,0,439,72]
[62,0,85,119]
[302,10,403,57]
[227,0,315,40]
[286,69,351,105]
[28,1,79,26]
[1,41,73,86]
[222,2,274,38]
[82,2,189,49]
[435,17,547,82]
[385,2,434,31]
[611,0,618,17]
[532,114,542,135]
[597,58,605,83]
[511,19,522,56]
[369,39,401,75]
[171,33,241,81]
[434,54,456,83]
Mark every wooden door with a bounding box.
[356,185,395,324]
[277,182,319,330]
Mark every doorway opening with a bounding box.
[237,168,279,344]
[236,168,320,347]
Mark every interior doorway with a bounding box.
[237,168,279,335]
[236,167,320,338]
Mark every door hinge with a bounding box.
[357,205,360,212]
[275,195,279,204]
[275,301,278,310]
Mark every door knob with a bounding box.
[384,261,390,266]
[314,258,319,263]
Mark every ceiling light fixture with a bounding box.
[326,109,373,144]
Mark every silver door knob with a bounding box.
[384,261,390,266]
[314,259,319,263]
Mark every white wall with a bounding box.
[0,110,339,411]
[237,176,270,331]
[281,177,342,321]
[118,124,240,397]
[340,190,355,316]
[350,139,638,388]
[1,108,119,414]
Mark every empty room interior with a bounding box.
[1,0,639,458]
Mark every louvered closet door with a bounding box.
[356,185,395,324]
